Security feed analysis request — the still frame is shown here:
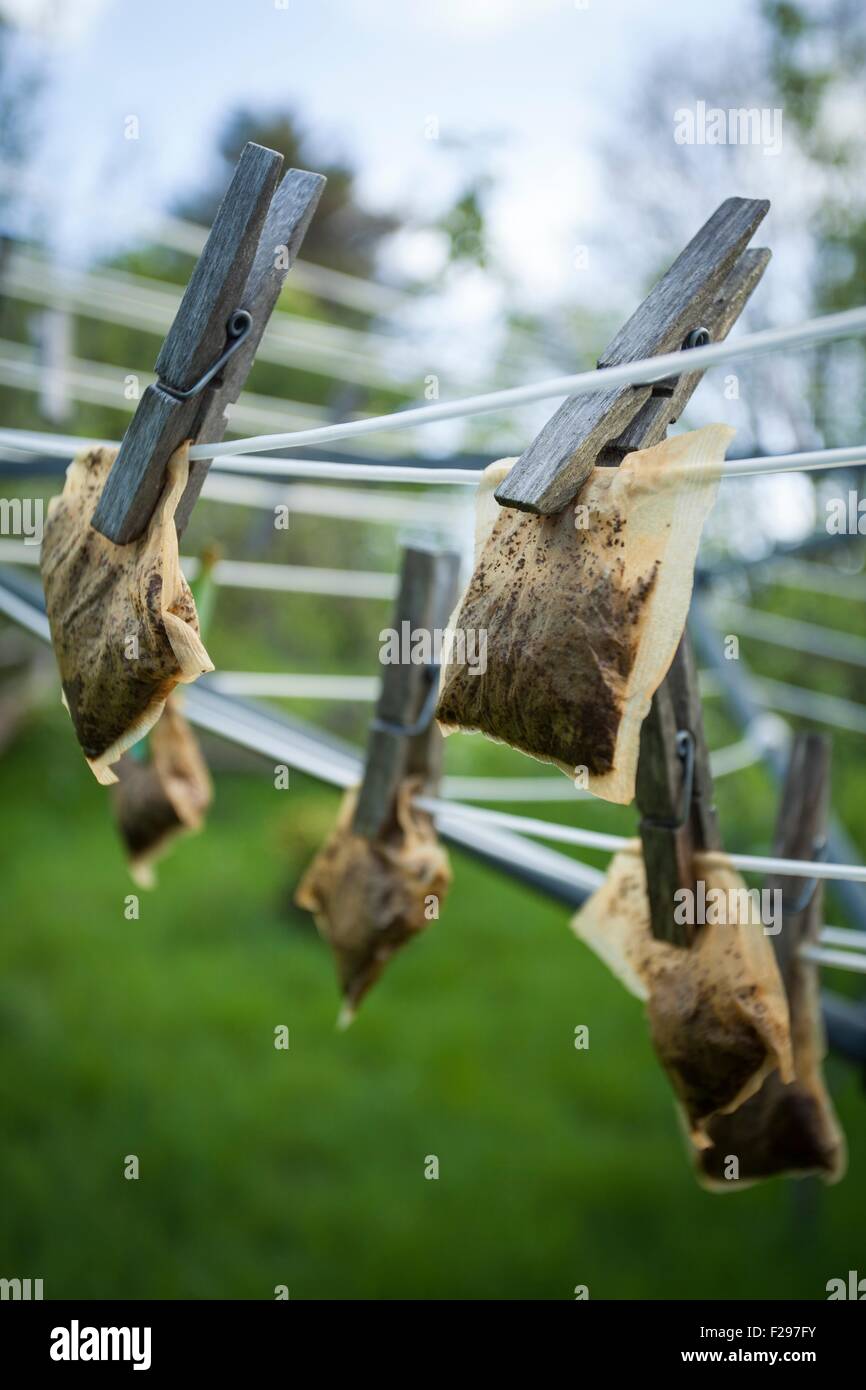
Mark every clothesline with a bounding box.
[0,543,780,777]
[196,442,866,484]
[803,946,866,975]
[0,569,605,908]
[1,252,424,392]
[414,796,866,886]
[188,305,866,459]
[4,425,866,489]
[0,541,399,601]
[754,559,866,604]
[2,568,866,970]
[716,601,866,669]
[0,573,837,878]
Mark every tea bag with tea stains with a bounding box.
[111,696,213,889]
[40,444,213,784]
[295,778,451,1023]
[694,904,846,1189]
[571,846,794,1148]
[436,425,733,804]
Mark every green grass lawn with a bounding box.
[1,702,864,1300]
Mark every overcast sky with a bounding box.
[2,0,840,538]
[4,0,759,289]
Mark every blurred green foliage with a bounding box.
[2,8,866,1301]
[1,708,864,1300]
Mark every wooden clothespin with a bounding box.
[92,144,326,543]
[499,197,771,943]
[495,197,770,514]
[352,543,460,839]
[764,731,830,978]
[636,635,722,946]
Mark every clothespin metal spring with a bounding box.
[781,837,828,915]
[370,663,440,739]
[640,729,695,833]
[643,326,712,397]
[160,310,254,402]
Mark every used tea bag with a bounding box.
[111,696,213,889]
[295,778,451,1023]
[40,444,213,784]
[695,904,846,1189]
[436,425,733,804]
[571,847,794,1148]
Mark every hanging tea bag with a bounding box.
[295,778,451,1024]
[111,696,213,889]
[40,444,213,784]
[436,425,733,804]
[571,846,794,1149]
[694,902,846,1188]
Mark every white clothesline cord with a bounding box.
[757,559,866,604]
[712,443,866,479]
[149,214,411,317]
[699,663,866,737]
[440,737,768,802]
[806,930,866,976]
[802,946,866,975]
[0,344,333,437]
[4,425,866,490]
[821,926,866,950]
[750,676,866,736]
[189,306,866,459]
[0,572,609,903]
[718,602,866,669]
[185,558,397,600]
[207,443,866,484]
[0,427,116,456]
[415,796,866,884]
[212,454,485,485]
[0,557,786,776]
[204,673,381,701]
[0,253,413,391]
[0,427,475,499]
[0,541,399,601]
[198,474,463,526]
[3,575,866,950]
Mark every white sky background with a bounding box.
[3,0,757,284]
[1,0,855,546]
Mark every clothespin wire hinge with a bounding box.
[371,663,440,739]
[781,836,828,915]
[640,729,695,833]
[640,325,712,397]
[161,309,254,402]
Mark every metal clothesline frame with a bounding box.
[1,210,865,1060]
[1,563,864,1064]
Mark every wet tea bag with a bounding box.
[111,696,213,889]
[295,778,451,1023]
[40,444,213,784]
[694,908,846,1189]
[571,846,794,1148]
[436,424,733,804]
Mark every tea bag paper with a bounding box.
[40,444,213,785]
[436,425,733,804]
[571,845,794,1148]
[295,778,451,1022]
[111,696,213,889]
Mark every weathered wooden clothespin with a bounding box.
[497,198,771,943]
[764,731,830,983]
[636,634,722,946]
[92,144,326,543]
[495,197,770,514]
[352,543,460,839]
